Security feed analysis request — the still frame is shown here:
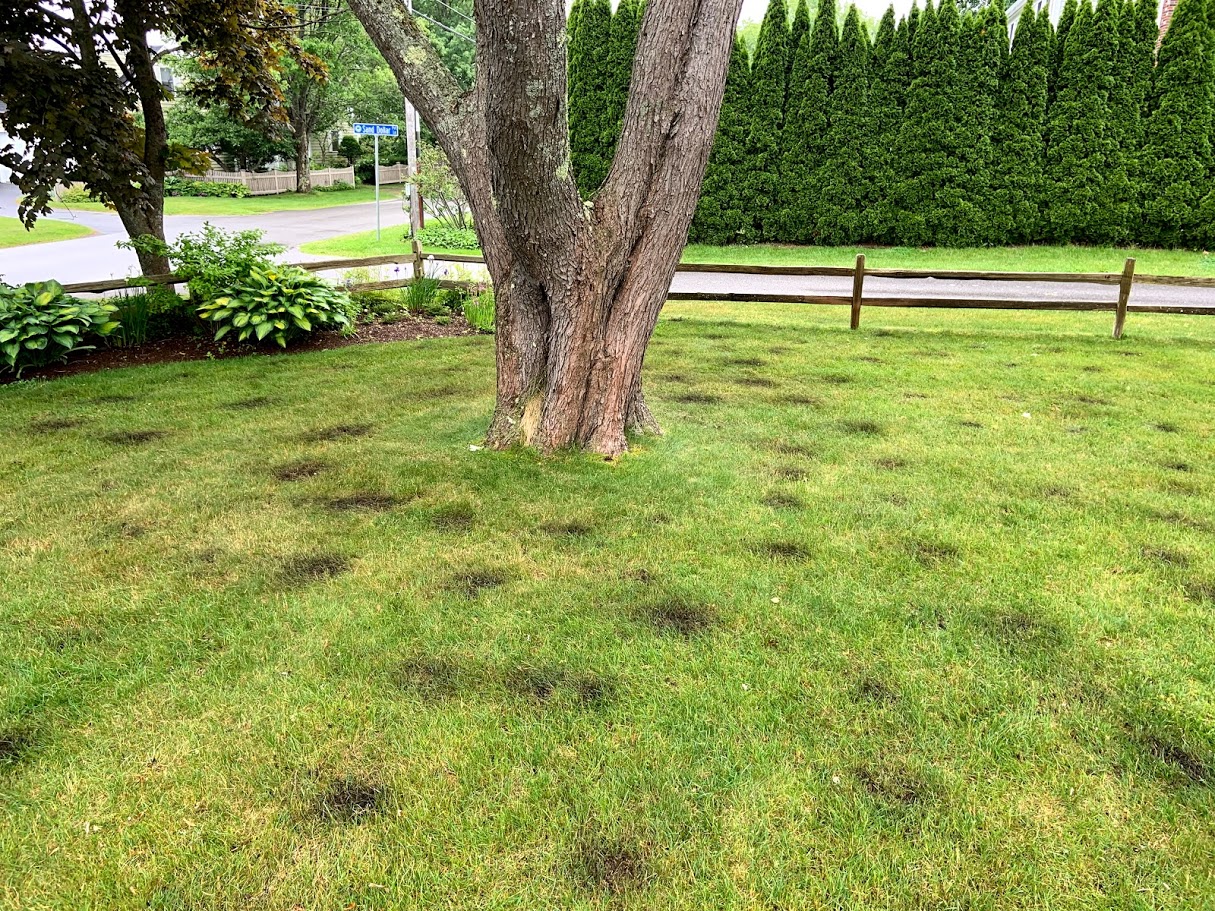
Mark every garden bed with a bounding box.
[1,313,480,384]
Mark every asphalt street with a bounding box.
[3,183,1214,313]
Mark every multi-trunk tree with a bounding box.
[0,0,314,275]
[350,0,743,456]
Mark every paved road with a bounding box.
[0,183,408,285]
[3,183,1214,312]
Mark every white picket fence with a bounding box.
[177,167,356,195]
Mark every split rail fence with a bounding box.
[62,246,1215,339]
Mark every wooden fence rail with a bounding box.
[60,251,1214,338]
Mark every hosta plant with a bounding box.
[197,266,354,348]
[0,281,119,375]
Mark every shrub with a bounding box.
[463,287,495,332]
[417,224,479,250]
[126,224,284,304]
[163,176,248,198]
[402,276,442,316]
[198,265,355,347]
[338,136,362,166]
[111,287,192,347]
[316,180,354,193]
[57,185,96,204]
[354,157,375,185]
[0,281,119,375]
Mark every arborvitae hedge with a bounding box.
[994,4,1050,243]
[816,7,873,243]
[1142,0,1214,246]
[568,0,613,194]
[781,0,838,242]
[745,0,793,241]
[691,37,753,244]
[603,0,641,168]
[867,7,908,242]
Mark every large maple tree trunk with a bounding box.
[351,0,741,455]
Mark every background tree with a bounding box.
[691,37,753,243]
[0,0,313,274]
[814,6,872,244]
[165,95,294,172]
[780,0,837,242]
[568,0,614,193]
[1141,0,1214,246]
[866,6,909,241]
[350,0,744,456]
[949,2,1003,244]
[603,0,643,165]
[1049,0,1079,108]
[993,4,1049,242]
[745,0,793,240]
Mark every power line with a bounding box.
[414,9,475,45]
[417,0,474,27]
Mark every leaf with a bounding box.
[255,320,273,340]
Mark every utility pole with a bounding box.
[405,0,423,236]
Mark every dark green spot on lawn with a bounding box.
[431,504,476,531]
[673,391,722,405]
[503,666,618,708]
[758,540,811,561]
[224,395,275,410]
[571,831,652,895]
[1142,546,1189,567]
[541,519,594,538]
[1164,461,1193,472]
[451,568,509,598]
[640,598,716,637]
[855,760,936,807]
[981,608,1066,655]
[314,775,385,824]
[325,493,401,512]
[1185,580,1215,604]
[300,423,374,442]
[726,356,766,367]
[0,725,38,773]
[101,430,167,446]
[735,376,777,388]
[392,656,471,700]
[841,419,885,437]
[1154,422,1181,434]
[773,466,808,481]
[273,459,327,482]
[280,553,350,585]
[777,393,823,407]
[27,417,81,434]
[876,456,907,470]
[762,491,804,510]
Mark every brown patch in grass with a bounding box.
[300,423,374,442]
[1073,394,1113,406]
[504,666,618,707]
[450,568,510,598]
[904,392,928,399]
[774,466,808,481]
[909,539,958,564]
[640,599,717,637]
[841,418,885,437]
[875,456,907,470]
[982,608,1065,654]
[959,420,983,429]
[1138,733,1212,784]
[27,417,81,434]
[1081,365,1104,373]
[1145,509,1215,533]
[324,493,401,512]
[1164,461,1193,473]
[762,491,804,510]
[392,656,469,700]
[1040,485,1074,499]
[280,553,350,585]
[777,393,823,407]
[673,391,722,405]
[273,460,327,482]
[1142,547,1190,567]
[759,540,811,561]
[100,429,166,446]
[572,831,652,895]
[857,355,884,364]
[736,376,777,388]
[541,519,594,538]
[314,775,385,823]
[625,567,655,585]
[855,760,935,806]
[1154,422,1181,434]
[726,356,766,367]
[821,372,852,385]
[853,675,899,705]
[431,504,476,531]
[0,726,37,772]
[1185,580,1215,604]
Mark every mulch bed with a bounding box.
[1,315,482,385]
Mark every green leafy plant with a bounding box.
[416,224,479,250]
[316,180,354,192]
[111,286,190,346]
[402,276,442,316]
[197,266,354,348]
[125,225,284,305]
[163,176,249,198]
[57,185,97,204]
[0,281,119,375]
[463,287,495,333]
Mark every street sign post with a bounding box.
[352,123,400,241]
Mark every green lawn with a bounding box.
[53,184,386,217]
[300,230,1215,277]
[3,303,1214,909]
[0,216,94,249]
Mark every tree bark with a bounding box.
[350,0,741,456]
[293,120,312,193]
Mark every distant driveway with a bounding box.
[0,182,408,285]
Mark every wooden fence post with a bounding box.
[1113,257,1135,339]
[850,253,866,330]
[411,238,425,280]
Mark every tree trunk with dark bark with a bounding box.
[350,0,741,456]
[293,120,312,194]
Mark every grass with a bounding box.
[0,216,94,249]
[300,229,1215,277]
[3,302,1215,909]
[50,184,386,217]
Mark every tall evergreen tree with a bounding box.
[993,4,1050,243]
[1044,0,1120,242]
[744,0,794,240]
[691,37,753,244]
[602,0,642,168]
[1048,0,1079,109]
[867,6,911,242]
[789,0,813,79]
[1141,0,1214,246]
[892,0,969,245]
[816,6,873,243]
[950,4,1004,245]
[779,0,838,242]
[568,0,613,194]
[1096,0,1150,243]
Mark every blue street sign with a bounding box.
[352,122,399,137]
